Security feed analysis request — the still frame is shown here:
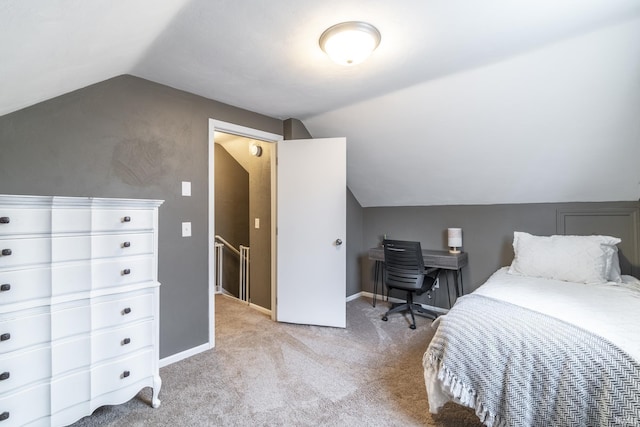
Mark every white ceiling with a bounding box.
[2,0,640,206]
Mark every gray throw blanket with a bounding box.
[423,294,640,427]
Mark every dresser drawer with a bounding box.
[51,303,91,341]
[51,263,92,296]
[51,208,91,234]
[51,369,91,416]
[92,257,154,290]
[52,335,90,376]
[91,292,154,331]
[0,233,154,269]
[92,321,154,364]
[91,233,153,259]
[0,238,52,269]
[0,262,94,307]
[0,208,51,236]
[91,349,153,398]
[0,346,50,394]
[0,382,49,427]
[0,312,50,354]
[0,236,95,269]
[92,209,154,232]
[0,267,52,308]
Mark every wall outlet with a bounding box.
[182,222,192,237]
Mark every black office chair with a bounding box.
[381,239,441,329]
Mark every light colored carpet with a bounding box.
[71,295,484,426]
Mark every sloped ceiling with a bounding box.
[2,0,639,206]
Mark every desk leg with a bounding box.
[444,271,453,309]
[455,268,464,297]
[373,260,381,307]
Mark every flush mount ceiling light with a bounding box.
[319,21,381,66]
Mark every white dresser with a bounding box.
[0,195,163,426]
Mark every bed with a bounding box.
[423,232,640,427]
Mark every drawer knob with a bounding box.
[122,370,130,378]
[0,372,9,381]
[0,249,11,256]
[122,337,131,345]
[0,217,9,224]
[122,307,131,315]
[122,268,131,275]
[122,216,131,223]
[0,284,9,292]
[0,333,9,342]
[0,412,8,421]
[123,241,131,248]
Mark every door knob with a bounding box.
[335,239,343,246]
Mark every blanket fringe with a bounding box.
[425,352,503,427]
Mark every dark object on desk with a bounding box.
[369,246,468,308]
[380,239,442,329]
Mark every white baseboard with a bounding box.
[249,302,271,316]
[355,291,448,314]
[218,293,272,316]
[160,342,210,368]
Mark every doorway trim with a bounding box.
[208,119,283,348]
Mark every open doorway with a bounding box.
[207,119,282,349]
[213,131,272,312]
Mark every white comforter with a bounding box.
[473,267,640,362]
[424,268,640,426]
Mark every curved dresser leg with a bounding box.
[152,375,162,408]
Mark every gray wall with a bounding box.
[347,188,364,297]
[361,201,640,309]
[0,75,283,358]
[214,144,249,298]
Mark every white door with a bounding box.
[276,137,346,327]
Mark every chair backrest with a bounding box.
[383,239,425,291]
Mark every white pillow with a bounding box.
[508,232,621,284]
[607,249,623,283]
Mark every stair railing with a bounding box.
[214,235,250,303]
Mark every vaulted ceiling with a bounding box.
[2,0,639,206]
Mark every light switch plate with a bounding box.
[182,181,191,196]
[182,222,192,237]
[254,218,260,229]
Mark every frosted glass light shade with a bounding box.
[448,228,462,253]
[319,21,381,66]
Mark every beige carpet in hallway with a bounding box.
[71,295,483,426]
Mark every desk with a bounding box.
[368,247,468,308]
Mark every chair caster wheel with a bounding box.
[410,324,416,330]
[382,316,388,321]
